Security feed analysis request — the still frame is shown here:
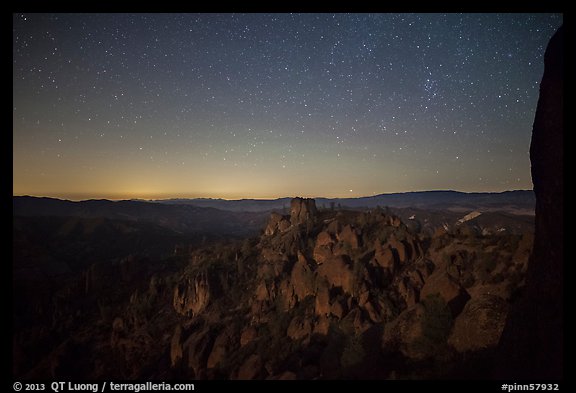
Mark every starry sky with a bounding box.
[13,13,563,200]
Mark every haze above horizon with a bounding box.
[13,188,533,202]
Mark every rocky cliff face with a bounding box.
[173,273,211,317]
[495,25,563,379]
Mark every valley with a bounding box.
[13,194,534,379]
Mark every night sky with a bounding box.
[13,13,562,200]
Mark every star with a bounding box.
[12,13,562,199]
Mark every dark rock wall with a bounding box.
[495,25,563,379]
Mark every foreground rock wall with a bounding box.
[495,25,563,379]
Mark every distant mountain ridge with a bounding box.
[12,196,268,237]
[14,190,535,216]
[150,190,535,215]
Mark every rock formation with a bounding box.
[173,273,211,316]
[207,327,238,369]
[14,195,537,379]
[382,303,427,360]
[420,270,470,316]
[448,294,508,352]
[316,255,355,295]
[290,197,317,226]
[495,25,563,379]
[264,212,291,236]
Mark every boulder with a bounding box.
[313,231,335,264]
[240,326,258,347]
[255,282,270,302]
[420,271,470,316]
[290,253,315,301]
[448,294,508,352]
[382,304,426,360]
[326,219,341,235]
[316,231,334,247]
[374,242,396,271]
[287,315,313,340]
[317,255,354,295]
[207,327,238,369]
[337,225,360,249]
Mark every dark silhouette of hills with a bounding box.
[152,190,534,215]
[155,197,294,212]
[13,196,268,237]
